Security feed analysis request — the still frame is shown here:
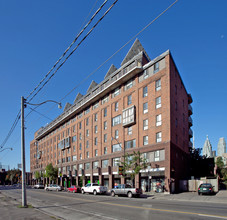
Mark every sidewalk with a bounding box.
[143,190,227,204]
[0,192,57,220]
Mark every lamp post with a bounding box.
[0,147,13,153]
[21,96,62,207]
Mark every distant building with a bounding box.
[217,137,226,157]
[202,135,213,157]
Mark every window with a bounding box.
[79,122,82,129]
[154,62,159,73]
[93,161,99,169]
[72,155,77,161]
[94,149,98,157]
[86,151,89,158]
[72,135,77,143]
[156,114,162,126]
[94,137,98,146]
[125,79,133,90]
[85,162,90,170]
[94,125,98,134]
[144,70,149,79]
[112,87,120,97]
[122,105,135,127]
[143,102,148,114]
[112,115,121,126]
[104,121,107,130]
[80,153,82,160]
[156,97,161,109]
[115,130,119,139]
[155,79,161,91]
[86,129,89,137]
[104,107,107,117]
[86,140,89,148]
[125,139,136,149]
[113,157,120,167]
[79,143,82,150]
[143,136,148,145]
[104,147,107,155]
[156,132,162,143]
[104,134,107,143]
[127,94,132,105]
[128,126,132,135]
[112,143,121,152]
[94,113,98,122]
[175,85,177,95]
[102,95,109,105]
[102,159,109,168]
[175,118,178,128]
[154,150,160,162]
[84,107,90,115]
[79,133,82,140]
[86,118,89,126]
[115,102,119,111]
[143,119,148,130]
[93,101,99,110]
[143,86,148,97]
[175,101,178,111]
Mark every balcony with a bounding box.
[35,59,143,140]
[189,141,193,148]
[188,116,193,127]
[188,94,193,104]
[188,104,193,115]
[189,128,193,138]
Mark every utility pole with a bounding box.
[21,96,27,207]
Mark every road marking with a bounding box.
[30,190,227,219]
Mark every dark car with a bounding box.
[198,183,214,195]
[67,185,81,193]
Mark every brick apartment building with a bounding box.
[30,39,193,193]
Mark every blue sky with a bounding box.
[0,0,226,171]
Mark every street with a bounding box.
[1,187,227,220]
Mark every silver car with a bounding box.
[45,184,62,191]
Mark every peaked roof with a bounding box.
[104,64,117,79]
[74,93,83,103]
[87,80,98,93]
[121,38,151,66]
[64,102,72,111]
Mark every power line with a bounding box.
[0,0,116,150]
[26,0,109,103]
[27,0,119,103]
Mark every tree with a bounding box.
[34,171,41,182]
[45,163,58,183]
[121,151,147,187]
[5,169,21,184]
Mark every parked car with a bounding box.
[45,184,62,191]
[110,184,142,198]
[198,183,214,195]
[81,183,107,195]
[34,183,44,189]
[67,185,81,193]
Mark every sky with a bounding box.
[0,0,227,172]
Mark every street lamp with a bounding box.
[21,96,62,207]
[0,147,13,153]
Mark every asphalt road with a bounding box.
[1,188,227,220]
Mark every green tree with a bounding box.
[121,151,147,187]
[5,169,21,184]
[34,171,41,182]
[45,163,58,183]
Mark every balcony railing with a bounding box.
[35,59,142,140]
[189,128,193,138]
[188,116,193,127]
[188,104,193,115]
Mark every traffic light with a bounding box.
[118,166,123,175]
